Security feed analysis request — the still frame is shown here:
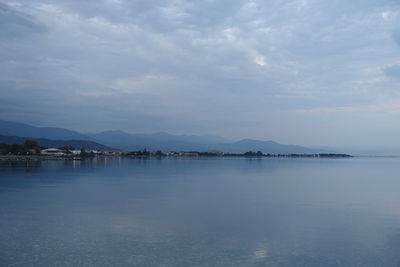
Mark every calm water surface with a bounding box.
[1,157,400,266]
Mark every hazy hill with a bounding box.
[0,135,113,151]
[89,131,317,153]
[88,131,232,151]
[0,120,92,141]
[0,120,321,153]
[211,139,315,154]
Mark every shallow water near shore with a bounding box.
[1,157,400,266]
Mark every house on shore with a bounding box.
[41,148,65,156]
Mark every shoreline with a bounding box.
[0,153,352,162]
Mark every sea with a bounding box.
[1,157,400,266]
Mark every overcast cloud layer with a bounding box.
[1,0,400,147]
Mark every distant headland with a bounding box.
[0,140,352,162]
[0,120,354,163]
[0,120,338,155]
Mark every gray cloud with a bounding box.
[1,0,400,147]
[0,3,46,38]
[393,31,400,46]
[383,65,400,78]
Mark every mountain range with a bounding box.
[0,120,323,153]
[88,130,232,151]
[0,135,112,151]
[0,120,90,140]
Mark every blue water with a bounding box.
[1,157,400,266]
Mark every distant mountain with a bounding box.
[0,120,322,153]
[0,135,113,151]
[211,139,316,154]
[88,131,232,151]
[0,120,92,141]
[89,131,318,153]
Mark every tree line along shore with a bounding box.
[0,140,352,161]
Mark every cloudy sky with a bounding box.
[1,0,400,147]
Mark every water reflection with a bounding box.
[1,158,400,266]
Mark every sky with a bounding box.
[1,0,400,147]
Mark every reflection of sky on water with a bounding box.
[1,158,400,266]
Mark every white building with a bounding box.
[40,148,65,156]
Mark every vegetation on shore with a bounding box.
[117,150,352,158]
[0,140,42,155]
[0,140,352,160]
[0,140,95,158]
